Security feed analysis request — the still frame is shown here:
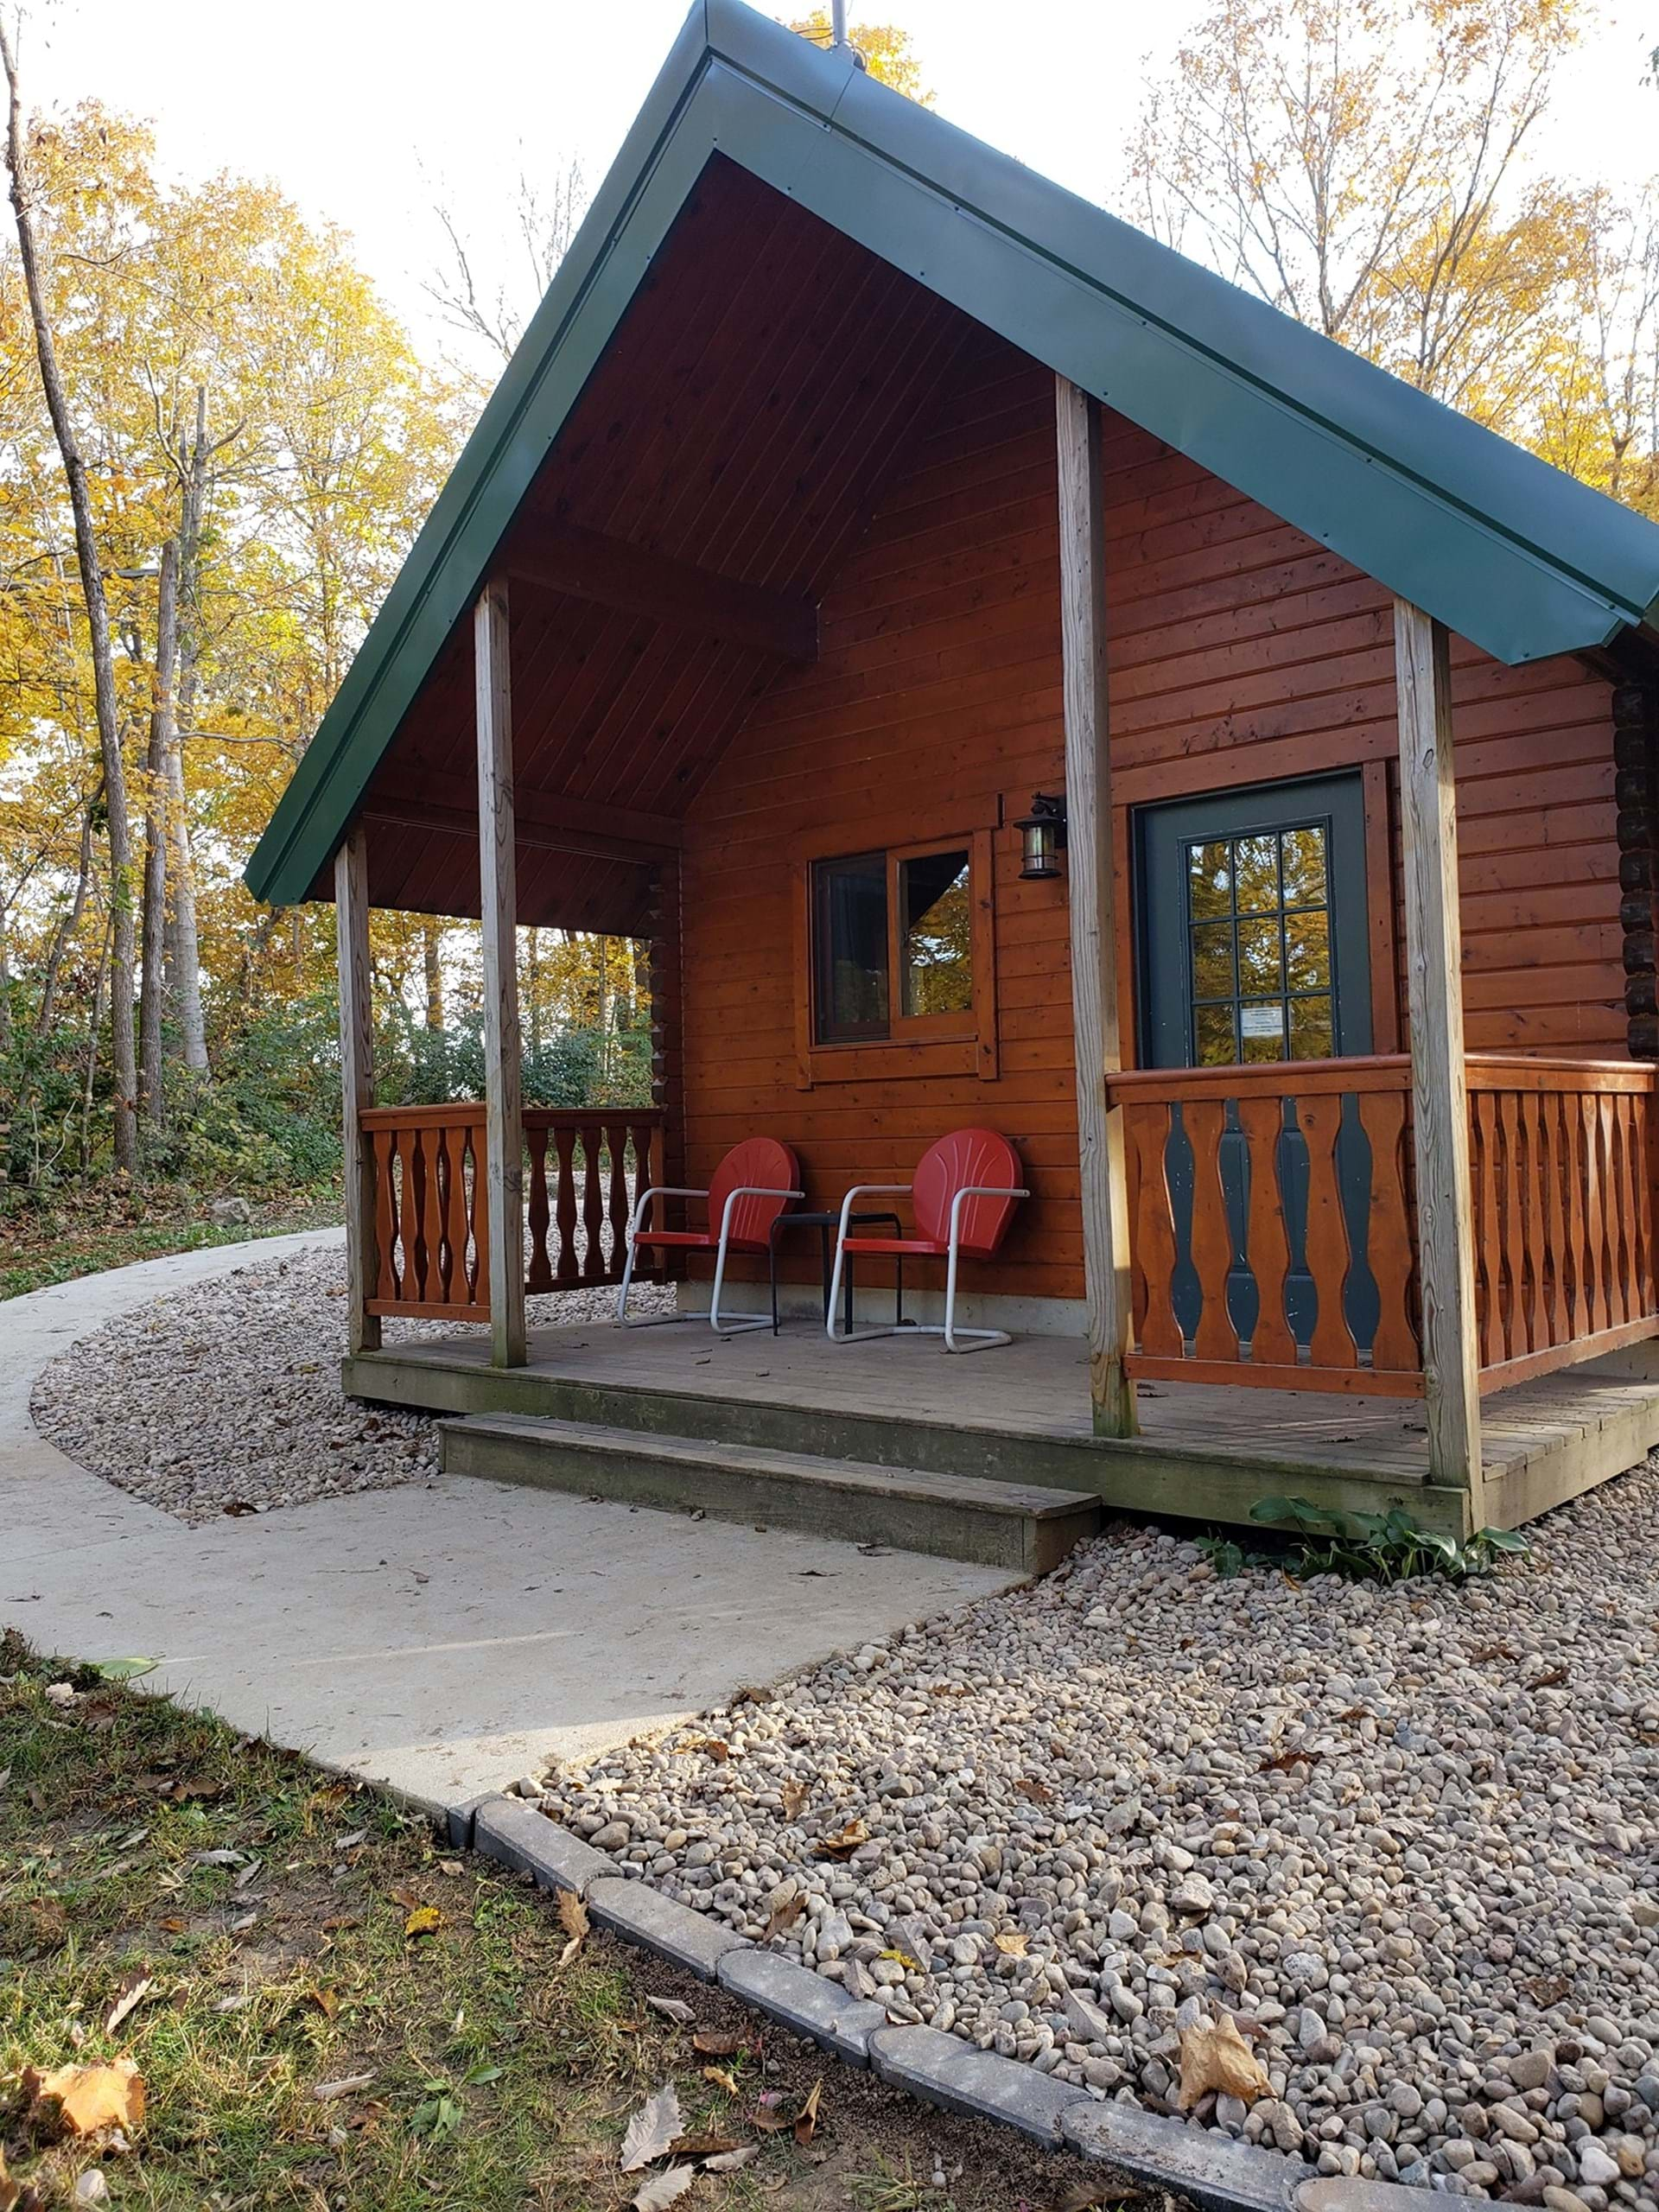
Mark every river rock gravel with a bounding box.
[538,1465,1659,2197]
[29,1236,670,1522]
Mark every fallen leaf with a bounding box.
[793,2078,823,2146]
[672,2132,741,2158]
[878,1948,921,1972]
[704,2145,758,2173]
[1258,1747,1319,1773]
[221,1501,258,1516]
[312,2074,373,2102]
[780,1779,810,1820]
[1055,2186,1122,2211]
[88,1658,157,1681]
[309,1988,340,2020]
[644,1995,694,2024]
[812,1819,870,1860]
[764,1891,804,1941]
[22,2058,145,2138]
[556,1888,589,1968]
[993,1930,1028,1958]
[1176,2015,1271,2110]
[157,1917,185,1936]
[620,2083,684,2171]
[692,2029,744,2056]
[1529,1664,1568,1689]
[321,1914,360,1935]
[103,1974,155,2037]
[674,1736,731,1763]
[632,2169,695,2212]
[702,2066,740,2095]
[438,1859,464,1876]
[1014,1776,1054,1806]
[404,1906,442,1939]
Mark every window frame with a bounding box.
[792,820,999,1087]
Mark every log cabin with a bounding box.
[247,0,1659,1563]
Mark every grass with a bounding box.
[0,1189,339,1300]
[0,1638,1154,2212]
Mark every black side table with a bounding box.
[768,1211,904,1335]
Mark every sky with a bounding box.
[16,0,1659,373]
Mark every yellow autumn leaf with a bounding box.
[22,2056,145,2136]
[404,1904,442,1938]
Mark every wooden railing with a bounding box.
[359,1105,664,1321]
[1107,1054,1659,1397]
[1109,1057,1421,1395]
[1466,1056,1658,1389]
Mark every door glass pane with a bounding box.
[1239,1001,1287,1061]
[1233,835,1279,914]
[1187,841,1232,919]
[899,848,972,1017]
[1290,997,1334,1059]
[1195,1003,1236,1065]
[1281,827,1326,907]
[1236,918,1283,995]
[1285,910,1330,992]
[813,853,888,1042]
[1191,922,1236,1000]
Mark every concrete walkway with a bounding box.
[2,1232,1014,1813]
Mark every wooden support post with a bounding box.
[1394,598,1483,1514]
[475,578,527,1369]
[1056,376,1135,1438]
[334,822,380,1356]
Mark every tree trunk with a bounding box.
[167,385,210,1074]
[36,781,99,1039]
[138,538,180,1126]
[2,21,138,1176]
[422,918,443,1031]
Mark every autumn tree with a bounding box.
[1123,0,1584,421]
[786,10,934,100]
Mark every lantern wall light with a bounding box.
[1015,790,1068,880]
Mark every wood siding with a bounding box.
[677,328,1625,1305]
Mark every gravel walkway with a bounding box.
[29,1239,671,1522]
[536,1475,1659,2200]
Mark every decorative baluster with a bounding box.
[1357,1088,1420,1375]
[1581,1092,1610,1333]
[434,1127,457,1302]
[372,1129,397,1304]
[607,1122,632,1279]
[465,1123,487,1306]
[582,1123,606,1286]
[1184,1100,1238,1363]
[1127,1103,1181,1357]
[1630,1093,1656,1318]
[1497,1090,1529,1356]
[1236,1096,1294,1368]
[1472,1093,1505,1366]
[1295,1093,1357,1370]
[524,1122,554,1293]
[1612,1094,1635,1329]
[554,1123,580,1287]
[417,1123,446,1308]
[1560,1090,1586,1340]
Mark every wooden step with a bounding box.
[439,1414,1101,1574]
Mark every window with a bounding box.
[1185,822,1333,1065]
[811,841,976,1047]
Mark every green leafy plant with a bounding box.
[1247,1496,1530,1584]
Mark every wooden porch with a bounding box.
[345,1306,1659,1540]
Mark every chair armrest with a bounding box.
[832,1183,913,1240]
[626,1184,708,1236]
[715,1185,806,1242]
[946,1184,1030,1245]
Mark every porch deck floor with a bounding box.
[369,1315,1659,1500]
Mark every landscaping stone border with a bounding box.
[454,1792,1306,2212]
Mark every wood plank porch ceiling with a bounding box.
[352,157,975,935]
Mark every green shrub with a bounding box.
[1232,1496,1530,1584]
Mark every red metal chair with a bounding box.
[616,1137,803,1334]
[826,1128,1028,1352]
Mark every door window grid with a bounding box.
[1185,823,1333,1065]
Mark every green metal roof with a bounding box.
[246,0,1659,908]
